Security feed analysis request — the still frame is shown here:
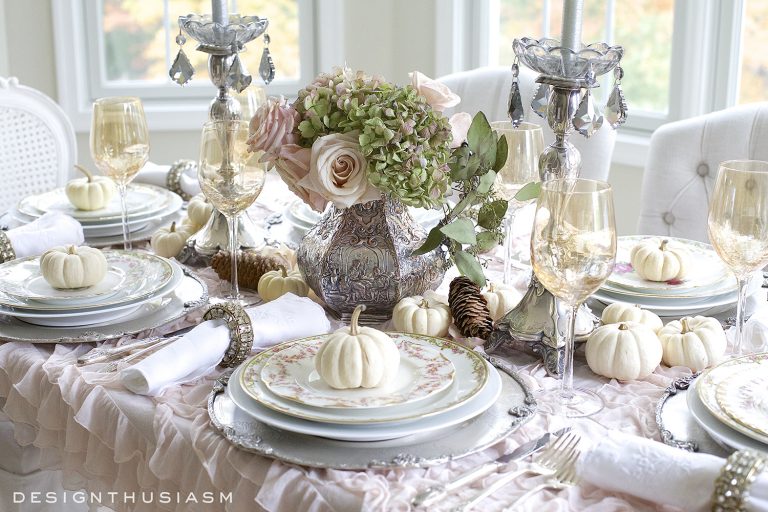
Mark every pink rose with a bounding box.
[449,112,472,148]
[410,71,460,112]
[273,144,328,212]
[299,132,381,209]
[247,96,300,157]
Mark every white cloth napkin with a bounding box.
[134,161,201,197]
[5,212,84,258]
[726,283,768,353]
[120,293,331,395]
[579,430,768,511]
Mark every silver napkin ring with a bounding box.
[203,302,254,368]
[712,449,768,511]
[166,159,196,201]
[0,231,16,263]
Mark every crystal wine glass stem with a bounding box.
[503,213,513,285]
[560,303,578,403]
[117,181,131,251]
[734,276,749,356]
[228,214,240,300]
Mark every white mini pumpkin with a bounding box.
[585,322,663,381]
[315,305,400,389]
[630,238,691,282]
[392,295,451,337]
[658,316,727,372]
[65,165,116,211]
[40,245,108,289]
[601,302,663,333]
[187,194,214,229]
[257,265,309,302]
[481,282,522,321]
[150,222,191,258]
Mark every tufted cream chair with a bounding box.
[637,103,768,242]
[0,77,76,211]
[438,66,617,181]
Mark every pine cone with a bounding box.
[449,276,494,339]
[210,250,282,290]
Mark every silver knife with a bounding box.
[411,427,571,509]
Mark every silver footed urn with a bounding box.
[296,197,447,323]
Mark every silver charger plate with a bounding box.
[207,356,536,470]
[0,268,208,343]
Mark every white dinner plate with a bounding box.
[85,210,186,247]
[591,290,737,317]
[687,379,768,453]
[607,236,733,294]
[228,359,501,441]
[0,251,175,312]
[717,370,768,438]
[0,266,125,306]
[259,335,456,409]
[240,334,488,425]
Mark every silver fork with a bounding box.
[97,335,181,373]
[452,432,581,512]
[502,448,580,511]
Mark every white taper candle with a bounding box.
[561,0,584,51]
[212,0,228,25]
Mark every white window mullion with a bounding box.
[542,0,551,38]
[163,0,172,79]
[710,0,744,110]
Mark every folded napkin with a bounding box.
[726,283,768,353]
[5,212,84,258]
[134,161,201,197]
[579,430,768,511]
[120,293,331,395]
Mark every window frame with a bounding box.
[52,0,344,132]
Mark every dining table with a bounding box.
[0,173,762,512]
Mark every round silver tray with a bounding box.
[208,356,536,470]
[0,269,208,343]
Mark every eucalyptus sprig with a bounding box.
[414,112,509,287]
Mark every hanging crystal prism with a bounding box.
[507,61,524,127]
[227,51,252,93]
[530,83,549,118]
[259,33,276,85]
[605,66,628,128]
[169,30,194,85]
[573,89,604,138]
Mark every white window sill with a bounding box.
[611,130,651,169]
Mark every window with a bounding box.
[738,0,768,104]
[52,0,343,131]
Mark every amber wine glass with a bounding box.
[90,97,150,250]
[198,120,266,300]
[708,160,768,356]
[531,178,616,417]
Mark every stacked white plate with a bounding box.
[0,250,185,327]
[592,236,742,317]
[227,333,501,441]
[688,353,768,453]
[11,184,183,247]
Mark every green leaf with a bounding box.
[440,218,477,245]
[475,231,500,253]
[493,133,509,171]
[514,181,542,201]
[454,250,486,287]
[452,191,477,217]
[477,170,497,195]
[466,112,492,151]
[412,226,444,256]
[476,131,497,168]
[478,199,509,229]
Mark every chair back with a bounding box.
[0,77,76,210]
[438,66,616,181]
[637,103,768,242]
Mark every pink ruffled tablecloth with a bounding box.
[0,267,695,512]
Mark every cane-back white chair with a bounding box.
[0,76,76,210]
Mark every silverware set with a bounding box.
[412,430,581,511]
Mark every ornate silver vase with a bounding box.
[296,197,447,323]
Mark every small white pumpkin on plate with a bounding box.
[315,305,400,389]
[65,165,116,211]
[481,282,522,321]
[601,302,663,333]
[658,316,727,372]
[392,295,451,337]
[630,238,692,282]
[257,265,309,302]
[150,221,191,259]
[187,194,214,229]
[40,245,108,289]
[585,322,663,381]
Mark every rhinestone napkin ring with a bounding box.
[712,449,768,511]
[0,231,15,263]
[203,302,254,368]
[166,159,196,201]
